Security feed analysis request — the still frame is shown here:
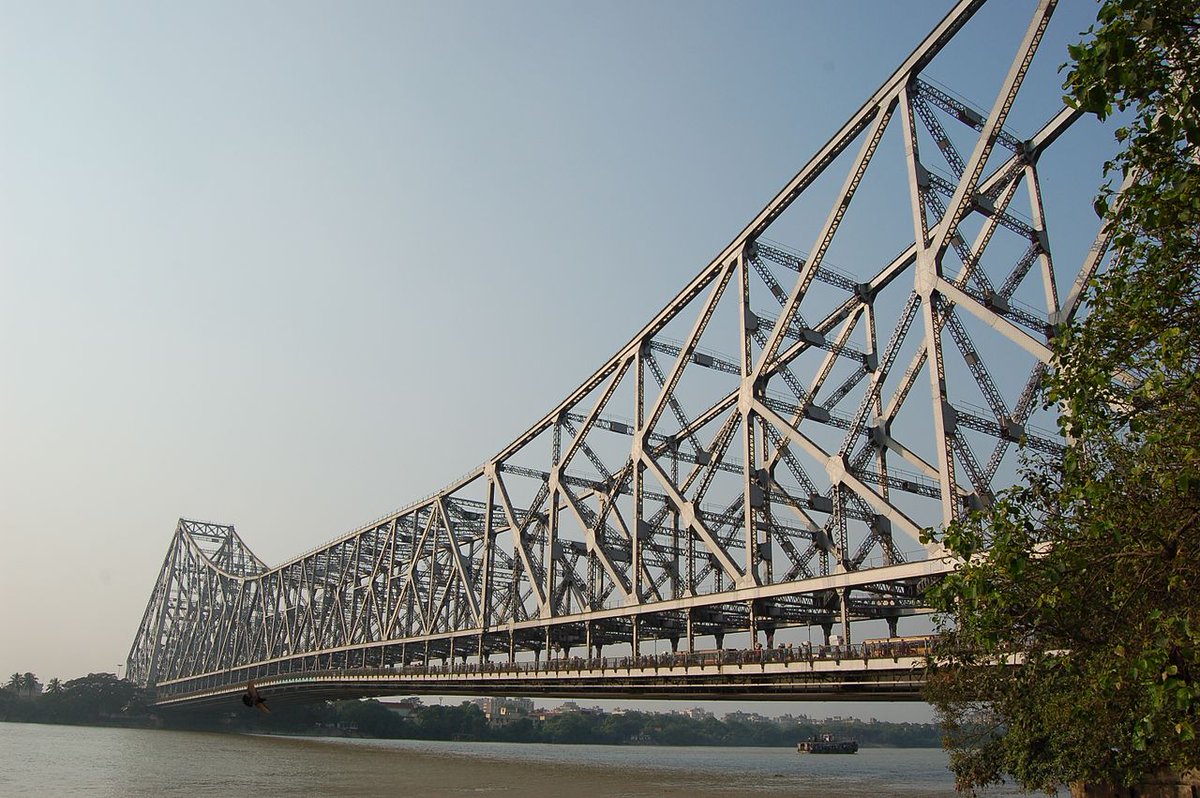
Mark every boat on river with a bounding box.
[796,733,859,754]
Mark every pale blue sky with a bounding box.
[1,0,1110,721]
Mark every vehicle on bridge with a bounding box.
[860,634,939,659]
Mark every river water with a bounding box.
[0,722,1053,796]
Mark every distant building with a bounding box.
[724,711,770,723]
[533,701,603,721]
[378,698,422,719]
[778,713,812,724]
[471,697,534,725]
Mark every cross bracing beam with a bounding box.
[129,0,1115,704]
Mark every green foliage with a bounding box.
[412,702,489,740]
[926,0,1200,792]
[0,672,152,725]
[4,672,41,699]
[334,698,407,738]
[1059,0,1200,443]
[541,710,604,744]
[54,673,151,722]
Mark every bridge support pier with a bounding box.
[686,611,694,653]
[820,623,833,646]
[508,631,515,664]
[887,616,899,639]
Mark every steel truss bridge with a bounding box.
[129,0,1114,708]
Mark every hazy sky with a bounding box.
[1,0,1111,722]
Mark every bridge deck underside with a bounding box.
[157,655,928,710]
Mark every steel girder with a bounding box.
[128,0,1115,698]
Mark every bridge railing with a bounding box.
[384,638,936,676]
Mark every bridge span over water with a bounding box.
[156,644,931,710]
[128,0,1112,709]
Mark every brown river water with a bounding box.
[0,721,1055,796]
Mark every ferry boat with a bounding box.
[796,733,859,754]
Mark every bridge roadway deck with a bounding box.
[155,644,929,709]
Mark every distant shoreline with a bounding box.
[3,677,941,748]
[0,714,943,749]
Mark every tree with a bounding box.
[412,701,488,741]
[20,673,41,697]
[57,673,139,722]
[335,699,406,738]
[541,710,603,744]
[45,678,63,695]
[925,0,1200,793]
[5,673,20,693]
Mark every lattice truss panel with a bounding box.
[129,0,1116,689]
